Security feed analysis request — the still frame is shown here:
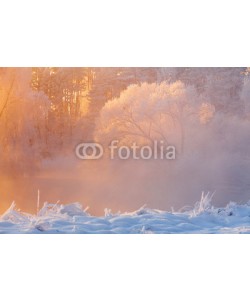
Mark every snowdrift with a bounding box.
[0,193,250,233]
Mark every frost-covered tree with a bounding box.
[88,67,158,107]
[158,67,246,115]
[199,103,215,124]
[240,71,250,118]
[0,68,52,175]
[31,67,89,142]
[204,68,245,115]
[95,81,203,153]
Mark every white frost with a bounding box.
[0,194,250,234]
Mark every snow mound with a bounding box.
[0,193,250,233]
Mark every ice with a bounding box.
[0,194,250,234]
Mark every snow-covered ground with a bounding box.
[0,193,250,233]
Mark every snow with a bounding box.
[0,193,250,234]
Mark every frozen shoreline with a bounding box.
[1,193,250,234]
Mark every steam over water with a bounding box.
[1,67,250,215]
[2,151,250,216]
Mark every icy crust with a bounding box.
[0,193,250,234]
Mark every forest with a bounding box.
[0,67,250,214]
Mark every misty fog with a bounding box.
[1,67,250,215]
